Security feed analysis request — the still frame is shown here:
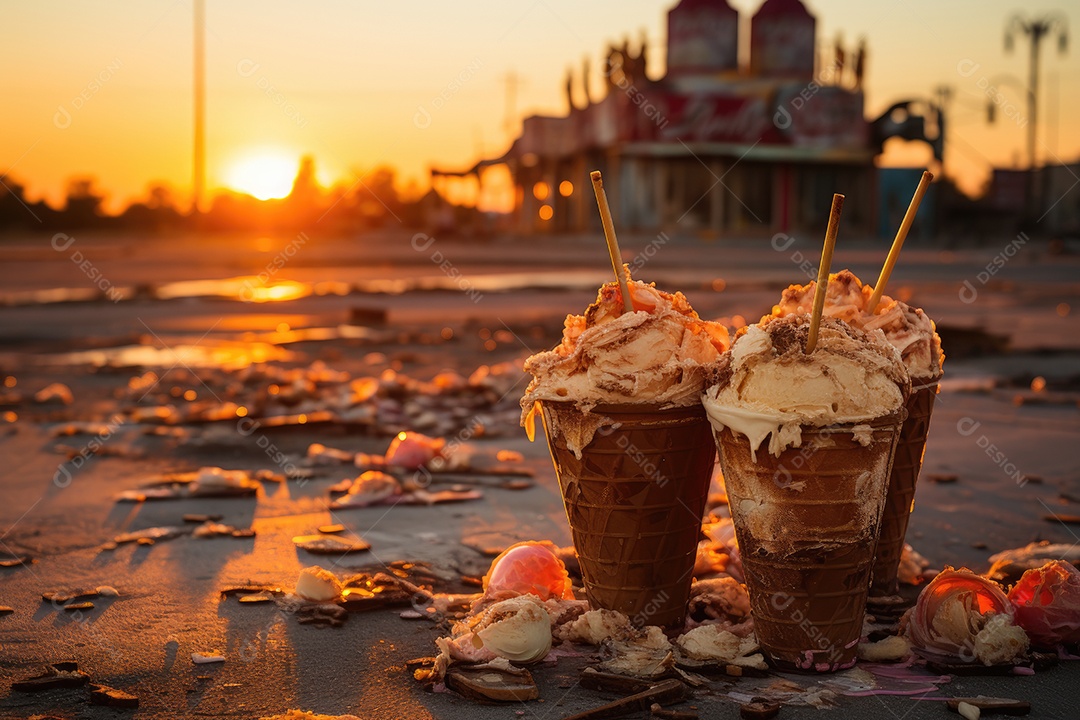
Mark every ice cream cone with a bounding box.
[870,378,939,596]
[713,413,904,672]
[539,400,715,629]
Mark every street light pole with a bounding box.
[1005,12,1068,214]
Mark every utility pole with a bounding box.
[193,0,206,214]
[1004,11,1068,214]
[500,71,526,145]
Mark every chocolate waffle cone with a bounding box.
[870,379,939,596]
[539,401,715,629]
[713,413,903,671]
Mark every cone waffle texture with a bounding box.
[540,401,715,629]
[871,380,939,595]
[714,413,903,671]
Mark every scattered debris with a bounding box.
[0,606,13,615]
[651,702,698,719]
[445,660,540,703]
[110,526,188,546]
[739,701,781,719]
[857,635,912,663]
[987,542,1080,585]
[116,467,260,502]
[192,653,225,664]
[221,585,284,598]
[89,683,139,708]
[238,592,276,604]
[258,711,362,720]
[194,523,255,538]
[578,668,655,695]
[295,603,348,627]
[12,662,90,692]
[0,554,34,568]
[34,383,74,404]
[945,696,1030,715]
[339,573,414,612]
[318,524,345,534]
[183,513,223,523]
[63,602,95,611]
[1043,513,1080,525]
[559,679,686,720]
[42,587,118,604]
[674,625,767,671]
[293,534,370,555]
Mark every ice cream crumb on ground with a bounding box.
[768,269,944,381]
[857,634,912,662]
[703,314,909,458]
[556,609,637,645]
[674,624,767,669]
[520,278,728,456]
[294,566,343,602]
[598,625,674,678]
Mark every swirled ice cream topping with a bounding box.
[703,314,909,457]
[521,276,729,454]
[768,269,943,381]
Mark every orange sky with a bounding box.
[1,0,1077,214]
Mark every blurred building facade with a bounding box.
[437,0,877,237]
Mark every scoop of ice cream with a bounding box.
[703,314,909,457]
[295,566,343,602]
[1007,560,1080,648]
[385,431,444,469]
[483,541,574,602]
[520,277,728,455]
[469,596,552,664]
[768,269,943,381]
[904,567,1028,666]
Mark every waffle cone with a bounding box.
[539,400,715,629]
[870,379,939,595]
[713,413,903,671]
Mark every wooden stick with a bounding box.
[590,170,633,312]
[805,193,845,354]
[868,170,934,312]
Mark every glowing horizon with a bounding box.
[1,0,1077,217]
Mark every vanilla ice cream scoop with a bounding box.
[521,277,729,455]
[703,314,910,458]
[769,269,943,381]
[469,596,552,664]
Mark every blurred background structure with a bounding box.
[0,0,1077,240]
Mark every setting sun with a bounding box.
[224,151,298,200]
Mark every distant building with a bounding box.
[435,0,877,237]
